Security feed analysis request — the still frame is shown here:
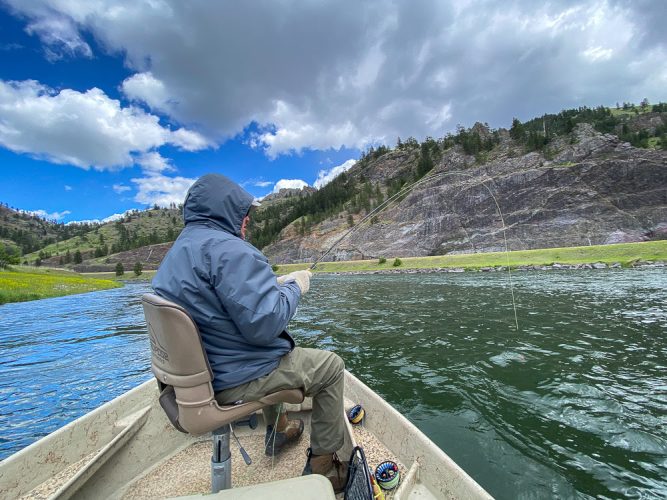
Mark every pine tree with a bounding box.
[115,262,124,276]
[74,249,82,264]
[133,261,143,276]
[510,118,525,142]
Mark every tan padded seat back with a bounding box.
[142,293,212,388]
[141,293,304,435]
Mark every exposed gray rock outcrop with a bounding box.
[264,125,666,264]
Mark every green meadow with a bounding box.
[0,266,121,305]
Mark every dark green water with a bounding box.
[292,269,667,498]
[1,268,665,498]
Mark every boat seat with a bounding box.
[141,293,304,435]
[142,293,305,493]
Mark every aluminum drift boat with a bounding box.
[0,371,491,499]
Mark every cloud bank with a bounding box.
[4,0,667,160]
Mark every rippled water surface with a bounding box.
[1,270,666,498]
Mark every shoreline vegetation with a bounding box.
[274,240,667,274]
[2,241,665,305]
[0,266,121,305]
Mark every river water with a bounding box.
[0,269,665,498]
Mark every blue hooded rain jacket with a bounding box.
[152,173,301,391]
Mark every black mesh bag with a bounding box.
[344,446,375,500]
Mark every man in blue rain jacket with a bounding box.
[152,173,348,492]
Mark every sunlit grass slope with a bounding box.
[0,266,121,305]
[274,241,667,274]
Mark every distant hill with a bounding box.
[19,206,183,270]
[0,204,86,255]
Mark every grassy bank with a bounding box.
[0,266,122,305]
[274,240,667,274]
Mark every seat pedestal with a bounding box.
[211,426,232,492]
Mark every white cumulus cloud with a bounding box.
[313,159,356,189]
[112,183,131,194]
[132,173,195,207]
[121,72,173,113]
[272,179,309,193]
[136,151,174,174]
[0,79,210,170]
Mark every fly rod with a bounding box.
[308,168,520,331]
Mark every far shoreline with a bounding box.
[312,260,665,276]
[273,240,667,275]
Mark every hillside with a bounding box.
[20,206,184,268]
[252,104,667,264]
[0,204,93,259]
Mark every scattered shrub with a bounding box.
[272,264,279,272]
[133,261,143,276]
[378,257,387,264]
[115,262,124,276]
[392,258,402,267]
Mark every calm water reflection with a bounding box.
[1,269,665,498]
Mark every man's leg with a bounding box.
[215,347,346,455]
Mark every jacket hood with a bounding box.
[183,173,254,236]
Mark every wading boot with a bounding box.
[264,413,304,456]
[302,448,349,494]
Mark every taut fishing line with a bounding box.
[309,168,520,332]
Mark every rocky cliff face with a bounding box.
[264,124,666,264]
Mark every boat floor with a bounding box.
[5,376,487,500]
[122,412,406,499]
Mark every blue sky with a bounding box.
[0,1,664,223]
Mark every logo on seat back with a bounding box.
[148,324,169,363]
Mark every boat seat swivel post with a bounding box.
[211,423,253,493]
[211,425,232,492]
